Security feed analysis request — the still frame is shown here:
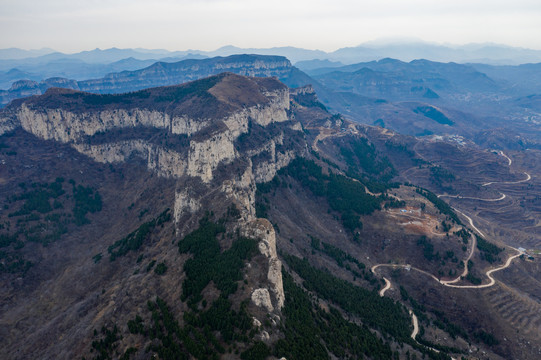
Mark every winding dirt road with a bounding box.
[482,172,531,187]
[373,150,530,290]
[373,150,528,355]
[371,232,523,289]
[498,150,512,166]
[409,310,419,339]
[438,193,506,202]
[379,277,391,296]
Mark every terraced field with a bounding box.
[483,283,541,355]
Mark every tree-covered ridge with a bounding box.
[413,106,454,126]
[143,296,253,359]
[177,217,259,306]
[415,187,462,225]
[108,208,171,261]
[282,257,452,359]
[284,254,412,340]
[275,271,395,360]
[475,234,504,263]
[91,218,263,359]
[340,136,397,183]
[308,237,381,287]
[71,181,103,225]
[277,157,383,232]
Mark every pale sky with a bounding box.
[2,0,541,52]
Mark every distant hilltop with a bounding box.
[0,55,299,107]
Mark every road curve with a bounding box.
[499,151,512,166]
[379,277,391,296]
[453,208,485,238]
[371,242,523,290]
[482,172,531,187]
[438,193,506,202]
[410,310,419,339]
[443,250,524,289]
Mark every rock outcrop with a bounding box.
[243,218,285,310]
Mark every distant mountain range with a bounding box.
[0,55,299,104]
[2,41,541,91]
[4,41,541,66]
[1,52,541,148]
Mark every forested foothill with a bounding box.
[0,177,102,274]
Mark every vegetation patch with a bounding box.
[0,178,102,274]
[340,137,397,183]
[112,218,260,359]
[108,209,171,261]
[415,187,461,225]
[72,182,102,226]
[278,157,383,232]
[275,271,395,360]
[309,237,379,285]
[177,216,258,306]
[475,235,503,263]
[417,236,440,262]
[414,106,454,126]
[284,254,412,340]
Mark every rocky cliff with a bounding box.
[0,73,307,321]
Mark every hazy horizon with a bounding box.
[2,0,541,53]
[5,37,541,56]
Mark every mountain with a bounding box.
[0,73,299,358]
[1,71,541,359]
[3,54,541,151]
[311,58,499,97]
[0,54,302,107]
[0,55,211,89]
[0,47,56,60]
[193,42,541,65]
[327,40,541,65]
[303,57,541,145]
[3,52,541,153]
[3,40,541,77]
[470,62,541,95]
[205,45,328,63]
[294,58,344,71]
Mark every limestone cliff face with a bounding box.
[0,112,17,136]
[220,163,257,220]
[18,105,172,142]
[254,150,296,183]
[73,141,190,178]
[222,88,289,138]
[174,190,201,223]
[243,218,285,310]
[12,79,292,184]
